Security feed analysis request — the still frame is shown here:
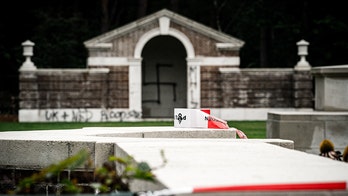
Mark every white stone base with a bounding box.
[19,108,142,122]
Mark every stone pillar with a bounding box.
[128,58,142,115]
[293,39,313,108]
[293,71,313,108]
[19,40,39,121]
[187,58,201,109]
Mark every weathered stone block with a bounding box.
[293,81,313,89]
[19,91,39,99]
[267,111,348,154]
[0,140,95,169]
[312,65,348,111]
[19,82,38,90]
[19,100,38,109]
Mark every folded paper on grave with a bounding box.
[174,108,229,129]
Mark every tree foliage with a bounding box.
[1,0,348,95]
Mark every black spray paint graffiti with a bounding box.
[44,109,141,122]
[45,109,93,122]
[100,110,141,121]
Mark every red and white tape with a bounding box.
[174,108,248,138]
[140,181,347,196]
[174,108,229,129]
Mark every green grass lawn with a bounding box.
[0,121,266,138]
[228,121,266,138]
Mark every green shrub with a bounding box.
[10,149,167,195]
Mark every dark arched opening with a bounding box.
[141,35,187,118]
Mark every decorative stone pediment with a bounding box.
[84,9,244,58]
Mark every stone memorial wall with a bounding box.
[18,9,314,122]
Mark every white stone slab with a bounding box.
[1,126,345,195]
[116,139,348,190]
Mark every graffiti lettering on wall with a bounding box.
[188,65,199,108]
[45,109,93,122]
[100,109,141,121]
[44,109,141,122]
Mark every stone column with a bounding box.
[18,40,39,121]
[293,71,313,108]
[293,39,313,108]
[187,58,201,109]
[128,58,142,115]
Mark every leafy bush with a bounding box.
[10,149,166,195]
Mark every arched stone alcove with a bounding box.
[141,35,187,118]
[82,9,244,120]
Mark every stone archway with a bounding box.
[132,17,199,118]
[141,35,187,118]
